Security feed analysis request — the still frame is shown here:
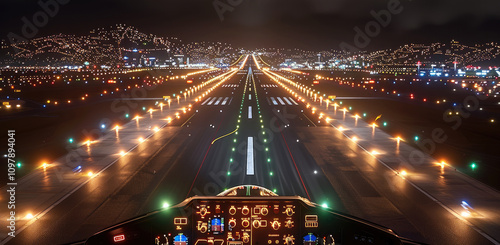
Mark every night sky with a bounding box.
[1,0,500,50]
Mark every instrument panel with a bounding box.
[83,186,416,245]
[188,200,301,245]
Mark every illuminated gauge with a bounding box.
[285,207,294,216]
[242,219,250,228]
[261,207,269,216]
[242,207,250,215]
[229,206,237,215]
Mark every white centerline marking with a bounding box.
[249,94,252,100]
[247,137,254,175]
[248,105,252,119]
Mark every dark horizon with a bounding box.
[1,0,500,51]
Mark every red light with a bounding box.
[113,234,125,242]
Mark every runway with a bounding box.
[2,57,498,245]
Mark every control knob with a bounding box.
[200,207,208,216]
[229,218,237,229]
[326,235,335,245]
[243,233,250,243]
[253,220,260,229]
[271,221,281,230]
[261,207,269,216]
[200,224,207,233]
[242,219,250,228]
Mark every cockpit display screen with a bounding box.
[210,217,224,234]
[174,234,188,245]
